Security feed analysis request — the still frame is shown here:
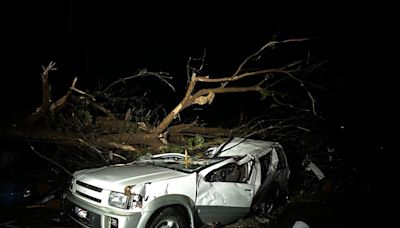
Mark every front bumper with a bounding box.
[66,191,142,228]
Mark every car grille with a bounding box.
[76,190,102,203]
[75,180,103,203]
[76,180,103,192]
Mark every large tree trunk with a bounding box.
[8,38,318,155]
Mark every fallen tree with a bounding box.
[7,38,326,168]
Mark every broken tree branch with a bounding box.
[151,38,319,136]
[233,38,310,76]
[11,37,325,156]
[23,62,80,125]
[22,62,57,125]
[102,70,175,93]
[50,77,77,113]
[25,136,72,176]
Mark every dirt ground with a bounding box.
[227,188,390,228]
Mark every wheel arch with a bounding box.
[137,194,198,228]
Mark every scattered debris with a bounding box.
[304,160,325,181]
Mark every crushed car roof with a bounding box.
[135,137,280,173]
[208,137,278,158]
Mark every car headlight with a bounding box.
[108,191,143,209]
[109,191,129,209]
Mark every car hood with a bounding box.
[73,163,187,191]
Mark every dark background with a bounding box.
[0,1,395,226]
[1,2,394,106]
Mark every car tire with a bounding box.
[147,207,189,228]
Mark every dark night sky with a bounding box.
[1,1,395,160]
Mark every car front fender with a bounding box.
[137,194,197,228]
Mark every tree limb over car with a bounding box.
[11,38,324,162]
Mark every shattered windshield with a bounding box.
[134,155,224,173]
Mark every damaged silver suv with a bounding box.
[66,137,290,228]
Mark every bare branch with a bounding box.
[70,86,96,101]
[91,103,116,119]
[25,137,72,176]
[41,61,57,76]
[152,38,322,135]
[22,62,56,125]
[233,38,310,76]
[102,70,175,93]
[78,138,107,162]
[50,77,78,113]
[186,49,207,87]
[109,142,137,153]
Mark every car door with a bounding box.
[195,155,258,225]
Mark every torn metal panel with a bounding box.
[196,181,254,206]
[305,161,325,180]
[196,177,254,224]
[198,158,236,179]
[142,173,197,206]
[267,148,279,174]
[211,138,276,158]
[196,154,258,208]
[253,158,262,192]
[237,154,254,165]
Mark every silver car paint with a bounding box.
[67,137,289,227]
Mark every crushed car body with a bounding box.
[66,137,290,228]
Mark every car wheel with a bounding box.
[148,207,189,228]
